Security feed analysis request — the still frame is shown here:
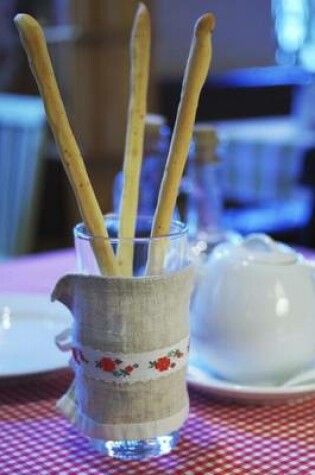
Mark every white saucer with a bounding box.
[187,359,315,404]
[0,292,71,378]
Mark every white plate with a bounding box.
[187,359,315,404]
[0,292,71,378]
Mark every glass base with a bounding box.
[89,431,180,460]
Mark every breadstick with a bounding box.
[147,13,215,274]
[117,3,150,276]
[14,14,118,276]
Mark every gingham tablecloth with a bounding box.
[1,249,315,475]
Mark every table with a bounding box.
[1,249,315,474]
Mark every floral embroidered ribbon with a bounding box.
[70,336,189,384]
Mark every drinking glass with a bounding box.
[73,214,190,460]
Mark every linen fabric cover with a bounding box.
[52,265,194,440]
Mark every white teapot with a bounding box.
[190,233,315,385]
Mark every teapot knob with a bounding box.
[242,234,278,253]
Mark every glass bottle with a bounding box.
[113,114,170,216]
[272,0,308,67]
[185,124,240,261]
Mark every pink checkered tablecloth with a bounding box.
[1,249,315,475]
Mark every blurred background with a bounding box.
[1,0,315,257]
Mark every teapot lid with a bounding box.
[217,233,298,265]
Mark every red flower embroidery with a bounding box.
[95,358,138,377]
[98,357,116,372]
[154,356,171,372]
[91,345,186,377]
[124,365,134,374]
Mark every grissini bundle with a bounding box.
[146,12,215,274]
[117,3,151,276]
[14,14,118,276]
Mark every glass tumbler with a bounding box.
[73,214,190,460]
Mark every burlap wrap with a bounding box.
[52,265,194,441]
